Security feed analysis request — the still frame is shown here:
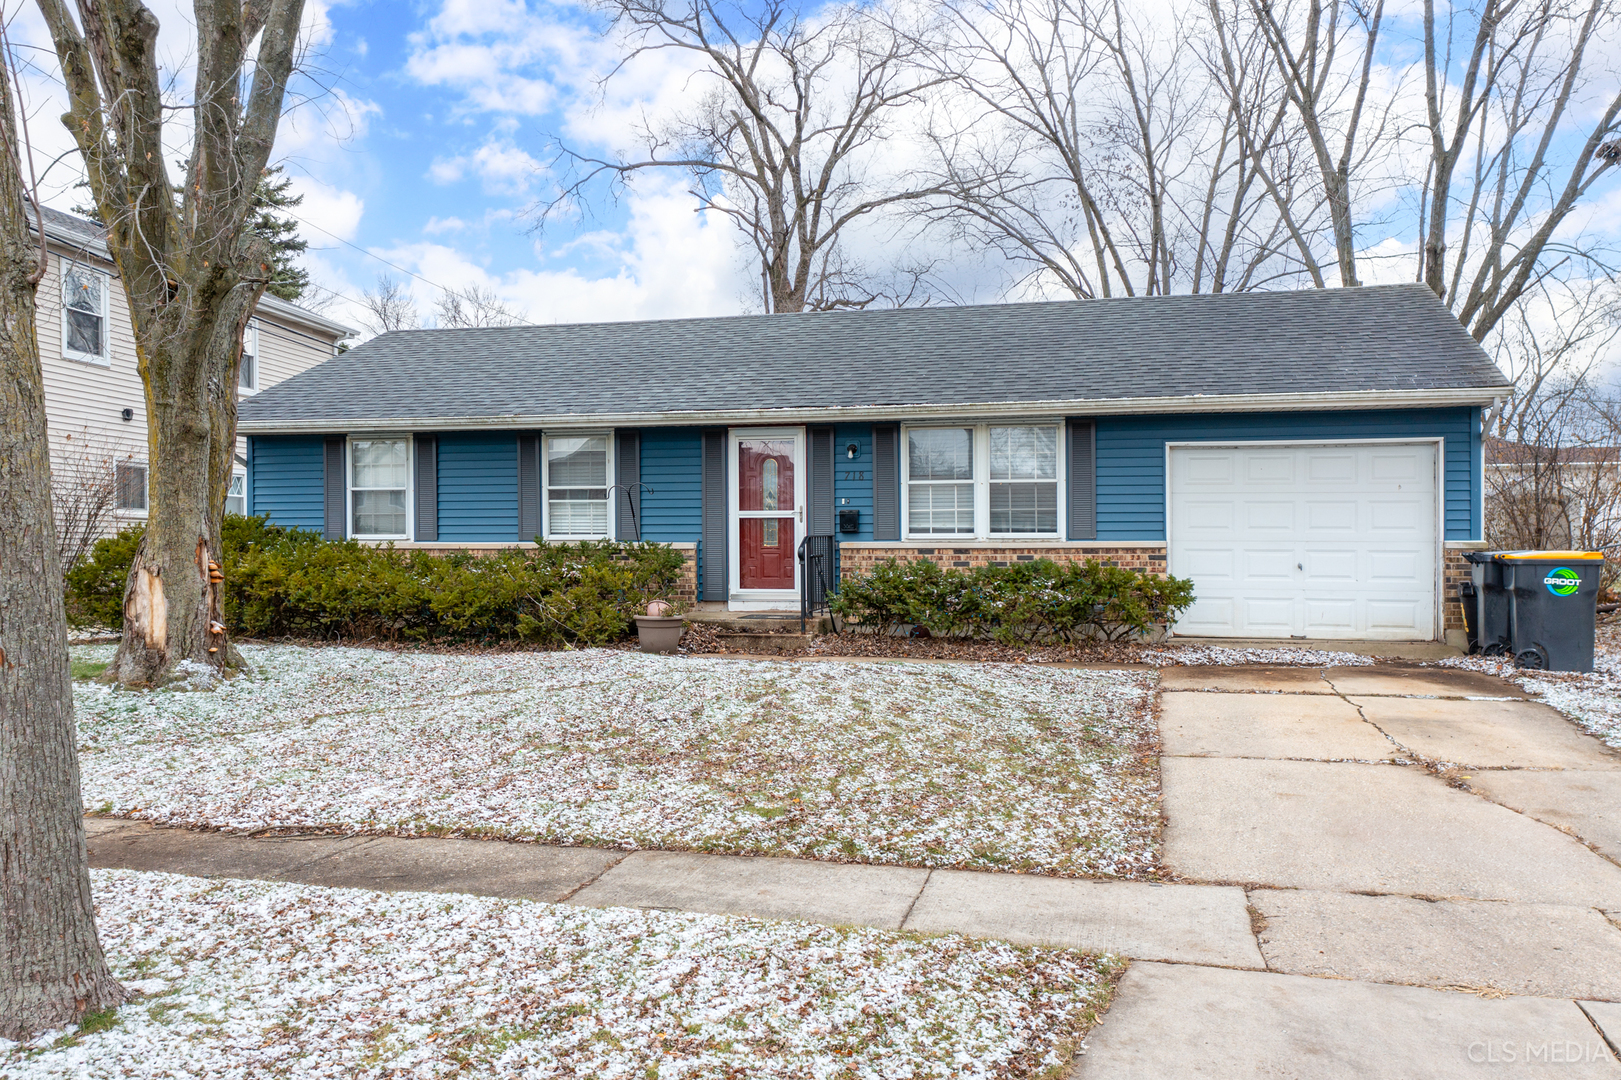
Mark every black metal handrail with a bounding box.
[797,534,837,632]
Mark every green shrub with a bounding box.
[65,517,686,647]
[829,557,1194,642]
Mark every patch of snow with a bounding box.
[0,869,1120,1079]
[1440,651,1621,749]
[71,644,1162,878]
[1143,645,1375,667]
[162,659,222,692]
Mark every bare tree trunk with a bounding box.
[37,0,308,685]
[0,29,123,1039]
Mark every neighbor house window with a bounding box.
[115,460,147,512]
[62,261,109,364]
[239,321,259,392]
[350,437,409,538]
[546,434,610,537]
[904,423,1062,539]
[225,471,247,516]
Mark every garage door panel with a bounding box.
[1242,598,1296,633]
[1181,547,1237,579]
[1304,500,1359,533]
[1179,596,1237,633]
[1306,453,1357,484]
[1241,501,1295,532]
[1239,546,1297,584]
[1301,548,1359,582]
[1243,453,1296,483]
[1180,499,1237,533]
[1182,454,1236,484]
[1303,599,1357,633]
[1170,442,1437,641]
[1366,600,1423,633]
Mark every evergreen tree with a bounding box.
[72,167,309,302]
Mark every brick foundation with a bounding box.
[838,543,1171,578]
[363,541,700,604]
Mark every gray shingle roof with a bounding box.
[238,283,1510,429]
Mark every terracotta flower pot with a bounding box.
[635,615,685,654]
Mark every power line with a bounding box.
[285,209,455,296]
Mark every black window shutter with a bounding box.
[808,426,834,536]
[615,429,641,540]
[1067,419,1096,540]
[323,436,346,540]
[701,429,727,601]
[415,435,437,542]
[872,424,899,541]
[518,433,542,541]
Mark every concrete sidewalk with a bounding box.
[84,817,1263,969]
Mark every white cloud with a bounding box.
[288,177,365,241]
[428,140,546,194]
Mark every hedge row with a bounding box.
[65,516,686,647]
[828,557,1195,643]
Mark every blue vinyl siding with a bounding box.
[437,432,519,541]
[833,424,874,542]
[639,427,706,597]
[247,435,325,530]
[1094,408,1481,542]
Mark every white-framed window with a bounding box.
[903,423,1063,539]
[62,260,110,365]
[225,470,247,516]
[545,433,612,539]
[348,436,411,539]
[114,460,147,513]
[238,321,259,393]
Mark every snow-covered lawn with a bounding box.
[0,869,1121,1079]
[72,644,1160,877]
[1442,630,1621,749]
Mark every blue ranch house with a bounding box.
[238,283,1512,644]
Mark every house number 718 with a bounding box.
[841,471,867,481]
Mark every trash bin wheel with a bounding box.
[1481,641,1509,657]
[1514,648,1548,670]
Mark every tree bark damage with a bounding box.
[36,0,307,686]
[0,25,124,1038]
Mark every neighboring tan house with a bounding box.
[35,206,352,557]
[240,283,1512,646]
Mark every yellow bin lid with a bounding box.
[1497,550,1605,561]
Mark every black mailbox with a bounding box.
[838,509,860,534]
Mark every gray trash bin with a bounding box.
[1461,551,1512,656]
[1497,550,1604,672]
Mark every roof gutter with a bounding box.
[239,385,1514,434]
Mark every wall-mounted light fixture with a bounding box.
[845,442,859,460]
[120,408,134,422]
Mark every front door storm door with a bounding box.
[731,429,804,600]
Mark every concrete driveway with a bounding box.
[1075,663,1621,1078]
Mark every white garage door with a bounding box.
[1169,443,1438,640]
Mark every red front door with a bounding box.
[738,438,796,590]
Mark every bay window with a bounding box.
[546,434,611,538]
[904,423,1062,539]
[350,437,409,538]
